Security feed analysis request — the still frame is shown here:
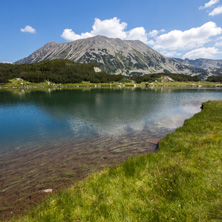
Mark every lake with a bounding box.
[1,87,222,218]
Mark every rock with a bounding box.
[42,189,53,193]
[146,138,160,144]
[94,67,102,72]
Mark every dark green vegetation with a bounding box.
[207,75,222,82]
[132,73,200,83]
[0,60,123,84]
[14,101,222,221]
[1,59,205,86]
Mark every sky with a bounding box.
[1,0,222,63]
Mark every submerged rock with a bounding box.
[41,189,53,193]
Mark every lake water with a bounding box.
[1,87,222,218]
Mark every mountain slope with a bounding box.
[16,36,201,76]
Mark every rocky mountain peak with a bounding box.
[15,35,220,78]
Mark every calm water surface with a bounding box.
[1,87,222,149]
[0,87,222,218]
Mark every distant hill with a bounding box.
[15,35,208,78]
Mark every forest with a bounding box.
[1,60,221,84]
[0,60,123,83]
[207,75,222,82]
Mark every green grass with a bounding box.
[152,81,221,88]
[0,78,221,89]
[13,101,222,221]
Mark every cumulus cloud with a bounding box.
[60,18,222,59]
[126,27,148,43]
[61,17,128,41]
[209,5,222,16]
[182,47,220,59]
[153,22,222,51]
[61,17,150,43]
[61,29,93,41]
[199,0,219,9]
[91,17,127,39]
[21,25,36,33]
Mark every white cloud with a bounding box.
[2,61,12,64]
[91,17,127,39]
[154,22,222,51]
[199,0,219,9]
[21,25,36,33]
[147,40,155,45]
[126,27,148,43]
[215,36,222,46]
[209,5,222,16]
[61,17,128,41]
[148,29,165,38]
[182,47,220,59]
[61,29,93,41]
[60,18,222,60]
[161,51,181,57]
[215,41,222,46]
[61,17,151,43]
[148,30,159,37]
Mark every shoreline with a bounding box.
[0,132,160,221]
[0,80,222,90]
[10,100,222,221]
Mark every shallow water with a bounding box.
[0,87,222,218]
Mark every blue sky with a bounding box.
[1,0,222,63]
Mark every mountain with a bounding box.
[16,35,205,77]
[179,58,222,70]
[173,58,222,78]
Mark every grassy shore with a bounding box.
[12,101,222,221]
[0,78,222,89]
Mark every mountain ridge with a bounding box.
[15,35,221,78]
